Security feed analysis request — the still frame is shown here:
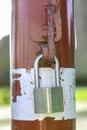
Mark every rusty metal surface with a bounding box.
[11,0,75,130]
[56,0,75,68]
[11,0,74,69]
[12,118,76,130]
[11,0,41,68]
[28,0,61,42]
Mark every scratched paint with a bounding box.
[12,80,22,102]
[11,68,76,121]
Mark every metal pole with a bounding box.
[11,0,76,130]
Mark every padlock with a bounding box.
[34,54,63,113]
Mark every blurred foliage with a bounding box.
[75,0,87,85]
[0,86,10,105]
[76,87,87,101]
[0,35,9,86]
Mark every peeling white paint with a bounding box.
[11,68,76,121]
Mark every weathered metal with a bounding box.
[11,0,75,130]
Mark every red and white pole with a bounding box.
[11,0,76,130]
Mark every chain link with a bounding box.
[42,1,56,62]
[48,5,56,61]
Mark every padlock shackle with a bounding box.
[34,54,42,88]
[34,54,60,88]
[55,56,60,88]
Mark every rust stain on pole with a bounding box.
[12,118,75,130]
[11,0,75,130]
[12,80,21,102]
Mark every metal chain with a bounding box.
[42,0,56,62]
[48,5,56,61]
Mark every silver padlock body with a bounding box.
[34,87,63,113]
[51,87,63,113]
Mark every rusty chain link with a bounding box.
[42,1,56,62]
